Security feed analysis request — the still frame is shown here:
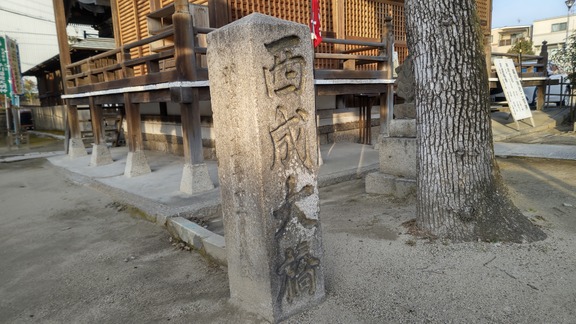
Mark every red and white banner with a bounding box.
[310,0,322,47]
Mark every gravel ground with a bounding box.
[1,135,575,323]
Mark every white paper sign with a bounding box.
[493,58,533,121]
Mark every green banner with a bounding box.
[0,36,11,98]
[6,36,23,95]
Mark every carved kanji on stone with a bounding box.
[263,35,305,97]
[277,241,320,304]
[270,107,314,171]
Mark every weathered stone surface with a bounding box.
[68,138,87,158]
[389,119,416,138]
[394,103,416,119]
[365,172,416,198]
[180,162,214,194]
[395,55,415,103]
[379,137,417,178]
[208,13,324,322]
[124,150,151,178]
[90,144,113,166]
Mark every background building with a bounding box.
[490,25,532,53]
[533,14,576,55]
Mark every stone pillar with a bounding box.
[208,13,325,322]
[366,56,417,198]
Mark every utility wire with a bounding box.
[0,6,55,23]
[0,30,57,37]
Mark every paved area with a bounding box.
[495,142,576,160]
[491,106,572,141]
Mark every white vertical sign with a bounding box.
[493,58,533,121]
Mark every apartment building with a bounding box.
[533,14,576,55]
[490,25,532,53]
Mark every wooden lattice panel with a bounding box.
[226,0,335,68]
[118,0,137,45]
[227,0,333,35]
[345,0,405,66]
[345,1,404,42]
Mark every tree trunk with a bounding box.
[405,0,546,242]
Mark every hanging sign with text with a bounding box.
[0,36,11,98]
[493,58,533,121]
[6,36,23,96]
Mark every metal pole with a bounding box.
[567,12,571,48]
[4,96,9,131]
[565,0,575,48]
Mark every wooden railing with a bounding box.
[490,42,550,79]
[64,24,215,95]
[314,37,390,79]
[64,13,395,96]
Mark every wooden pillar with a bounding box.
[332,0,345,46]
[180,100,204,164]
[89,96,113,166]
[379,16,394,136]
[333,0,346,117]
[159,102,168,116]
[536,41,550,111]
[174,0,203,165]
[173,0,214,193]
[89,97,105,145]
[123,92,150,177]
[123,93,144,152]
[52,0,86,156]
[208,0,230,28]
[110,0,122,47]
[67,104,81,139]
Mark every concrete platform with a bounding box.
[491,106,572,141]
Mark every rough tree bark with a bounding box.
[404,0,546,242]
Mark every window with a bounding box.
[510,33,526,45]
[552,22,567,32]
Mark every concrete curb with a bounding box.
[27,131,66,140]
[166,217,227,265]
[0,151,65,162]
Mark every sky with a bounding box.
[0,0,96,72]
[492,0,574,27]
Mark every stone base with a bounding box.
[68,138,87,159]
[124,150,151,178]
[394,103,416,119]
[180,162,215,194]
[379,137,417,178]
[365,172,416,198]
[389,119,416,138]
[90,144,113,166]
